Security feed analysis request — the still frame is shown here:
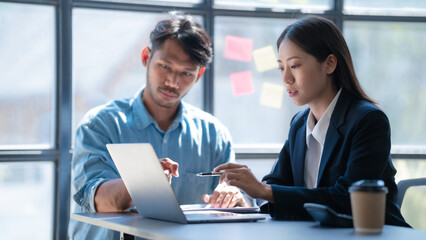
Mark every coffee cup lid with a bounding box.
[348,179,388,193]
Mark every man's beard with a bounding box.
[146,72,181,109]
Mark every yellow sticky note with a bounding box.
[260,82,284,109]
[253,45,278,73]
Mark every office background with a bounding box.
[0,0,425,239]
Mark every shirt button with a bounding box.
[163,139,167,144]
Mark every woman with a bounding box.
[214,16,409,227]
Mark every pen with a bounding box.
[196,171,223,177]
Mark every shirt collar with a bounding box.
[132,87,184,131]
[306,88,342,147]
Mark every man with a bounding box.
[68,13,249,239]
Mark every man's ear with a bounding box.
[325,54,337,75]
[196,67,206,81]
[141,47,151,67]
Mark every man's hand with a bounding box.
[202,181,251,208]
[160,158,179,184]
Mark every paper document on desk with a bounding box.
[181,204,260,213]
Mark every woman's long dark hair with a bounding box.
[277,16,375,105]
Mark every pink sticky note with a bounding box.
[230,71,254,96]
[224,35,253,62]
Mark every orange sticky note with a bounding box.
[224,35,253,62]
[260,82,284,108]
[230,71,254,96]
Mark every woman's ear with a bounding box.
[141,47,151,66]
[325,54,337,75]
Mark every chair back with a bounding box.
[396,178,426,207]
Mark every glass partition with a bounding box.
[87,0,202,6]
[0,161,54,240]
[214,0,332,12]
[214,16,302,145]
[72,9,204,140]
[0,3,55,149]
[344,21,426,146]
[344,0,426,16]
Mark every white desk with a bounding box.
[71,212,426,240]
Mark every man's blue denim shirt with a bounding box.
[68,88,234,239]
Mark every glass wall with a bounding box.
[344,21,426,145]
[0,3,55,149]
[0,2,56,239]
[214,16,302,145]
[72,9,203,137]
[0,162,54,240]
[214,0,333,12]
[344,0,426,16]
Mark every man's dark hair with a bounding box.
[150,12,213,66]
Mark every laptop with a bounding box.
[106,143,265,224]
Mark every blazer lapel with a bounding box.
[292,121,307,187]
[317,91,352,185]
[317,123,341,184]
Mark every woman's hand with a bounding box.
[214,163,274,203]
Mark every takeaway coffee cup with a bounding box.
[349,180,388,234]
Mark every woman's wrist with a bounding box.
[260,183,274,203]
